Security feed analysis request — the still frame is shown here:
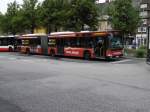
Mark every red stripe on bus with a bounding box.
[0,48,9,52]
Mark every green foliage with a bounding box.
[139,45,147,50]
[135,49,146,58]
[0,1,25,35]
[108,0,140,34]
[135,46,147,58]
[40,0,99,33]
[0,12,4,34]
[22,0,39,33]
[40,0,70,33]
[0,0,99,34]
[65,0,99,31]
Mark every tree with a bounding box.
[65,0,99,31]
[0,1,25,35]
[22,0,39,33]
[108,0,140,35]
[40,0,98,32]
[0,12,4,34]
[40,0,70,33]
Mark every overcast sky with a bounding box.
[0,0,105,14]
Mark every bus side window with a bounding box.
[22,39,29,45]
[64,39,70,47]
[29,39,34,46]
[80,37,85,48]
[37,38,41,45]
[88,38,93,48]
[70,38,76,47]
[77,38,80,47]
[29,38,41,46]
[49,39,56,47]
[83,37,93,48]
[3,39,7,46]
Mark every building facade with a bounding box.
[136,0,150,48]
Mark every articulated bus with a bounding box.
[48,31,123,59]
[0,36,16,52]
[19,31,123,60]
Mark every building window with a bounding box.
[140,4,148,9]
[142,19,147,25]
[138,27,147,33]
[140,11,148,17]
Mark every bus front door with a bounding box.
[57,38,64,55]
[95,40,104,57]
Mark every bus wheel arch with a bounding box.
[8,47,13,52]
[83,50,91,60]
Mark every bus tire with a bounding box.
[84,51,91,60]
[9,47,13,52]
[26,48,30,54]
[50,50,55,57]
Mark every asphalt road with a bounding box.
[0,52,150,112]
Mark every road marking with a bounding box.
[0,56,4,58]
[111,59,132,64]
[21,59,33,62]
[9,57,17,60]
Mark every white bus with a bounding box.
[0,36,15,52]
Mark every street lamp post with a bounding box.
[147,26,150,64]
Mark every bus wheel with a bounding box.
[26,48,30,54]
[50,50,55,57]
[84,51,91,60]
[9,47,13,52]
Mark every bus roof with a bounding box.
[0,35,15,38]
[50,32,76,38]
[19,33,47,39]
[22,33,46,37]
[49,30,121,38]
[51,31,75,35]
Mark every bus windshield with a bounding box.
[109,36,123,49]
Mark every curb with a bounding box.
[123,56,146,60]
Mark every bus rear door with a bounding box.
[57,38,64,55]
[41,36,48,55]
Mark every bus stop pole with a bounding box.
[147,26,150,64]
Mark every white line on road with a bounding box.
[111,59,132,64]
[9,57,17,60]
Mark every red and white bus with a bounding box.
[48,31,124,59]
[19,34,48,54]
[0,36,15,52]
